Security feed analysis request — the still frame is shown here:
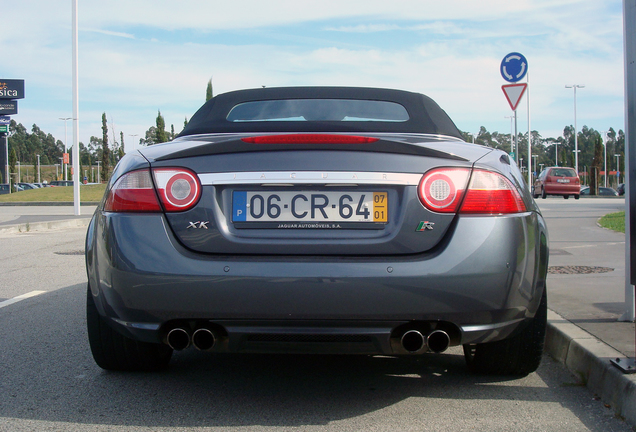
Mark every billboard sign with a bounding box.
[0,80,25,99]
[0,100,17,115]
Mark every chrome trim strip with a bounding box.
[198,171,422,186]
[111,318,161,331]
[461,318,524,334]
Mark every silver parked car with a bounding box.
[86,87,549,375]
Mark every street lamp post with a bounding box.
[532,155,538,178]
[129,134,139,153]
[59,117,72,181]
[96,161,101,184]
[17,161,20,183]
[565,85,585,174]
[555,140,559,166]
[603,132,608,188]
[36,154,41,184]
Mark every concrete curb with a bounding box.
[546,309,636,425]
[0,202,100,206]
[0,217,91,234]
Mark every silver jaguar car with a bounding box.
[86,87,549,375]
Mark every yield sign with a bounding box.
[502,83,527,111]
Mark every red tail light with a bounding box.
[419,168,526,215]
[104,168,201,213]
[461,170,527,214]
[104,170,161,212]
[241,134,379,144]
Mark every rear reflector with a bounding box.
[153,168,201,212]
[418,169,470,213]
[241,134,379,144]
[418,168,526,215]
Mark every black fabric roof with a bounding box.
[179,87,463,139]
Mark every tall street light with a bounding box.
[128,134,139,153]
[603,132,608,188]
[565,85,584,174]
[59,117,72,181]
[36,154,40,184]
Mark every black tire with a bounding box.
[574,194,580,200]
[563,195,569,199]
[532,187,538,199]
[541,187,547,199]
[87,286,172,371]
[463,290,547,376]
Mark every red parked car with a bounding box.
[533,167,580,199]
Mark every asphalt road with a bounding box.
[0,215,633,431]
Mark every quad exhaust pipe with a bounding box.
[400,329,450,354]
[192,327,217,352]
[166,326,218,351]
[166,327,191,351]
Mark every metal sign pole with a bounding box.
[612,0,636,374]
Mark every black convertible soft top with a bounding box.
[179,87,463,139]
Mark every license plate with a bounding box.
[557,179,570,183]
[233,191,388,228]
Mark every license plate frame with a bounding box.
[232,190,388,229]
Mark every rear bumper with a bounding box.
[86,210,548,354]
[543,183,580,195]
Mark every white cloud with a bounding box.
[0,0,626,147]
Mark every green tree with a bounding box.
[101,113,110,182]
[589,135,603,195]
[155,110,168,143]
[206,79,213,101]
[119,131,125,159]
[141,126,157,146]
[8,147,17,188]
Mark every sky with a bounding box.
[0,0,626,153]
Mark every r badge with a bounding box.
[416,221,434,232]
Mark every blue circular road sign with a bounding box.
[500,52,528,83]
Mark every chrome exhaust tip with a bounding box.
[192,328,216,352]
[427,330,451,353]
[166,327,191,351]
[401,330,426,353]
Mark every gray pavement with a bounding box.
[0,204,95,233]
[0,200,635,426]
[537,197,636,425]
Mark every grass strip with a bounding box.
[0,184,106,203]
[599,211,625,233]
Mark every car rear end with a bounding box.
[544,167,580,197]
[86,133,547,358]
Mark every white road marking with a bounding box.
[0,290,47,309]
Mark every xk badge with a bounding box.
[416,221,434,231]
[187,221,210,229]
